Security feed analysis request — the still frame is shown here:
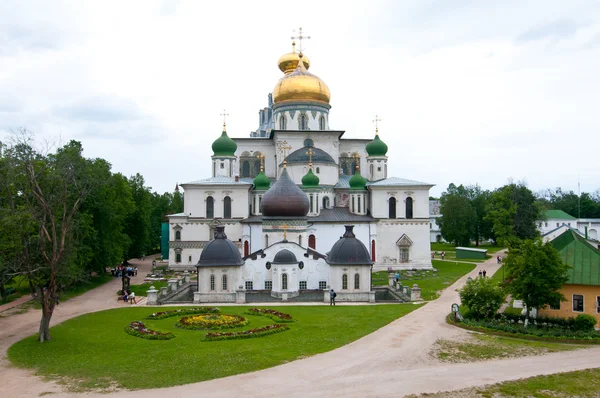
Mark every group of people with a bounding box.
[478,270,487,278]
[431,251,446,260]
[112,265,137,278]
[120,290,137,304]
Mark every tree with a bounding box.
[537,188,600,219]
[486,183,541,246]
[123,174,152,260]
[503,239,570,317]
[459,277,505,319]
[438,184,476,246]
[467,185,494,245]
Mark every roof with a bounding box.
[456,247,488,253]
[550,229,600,285]
[335,174,352,189]
[285,146,336,165]
[182,176,253,186]
[367,177,433,187]
[545,210,576,220]
[241,207,376,223]
[327,226,372,265]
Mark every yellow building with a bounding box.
[539,229,600,323]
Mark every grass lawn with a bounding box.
[373,260,476,300]
[430,243,504,255]
[489,264,505,283]
[434,333,583,363]
[8,304,422,391]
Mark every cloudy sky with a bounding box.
[1,0,599,197]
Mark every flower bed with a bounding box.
[145,307,220,320]
[204,324,290,341]
[244,308,294,323]
[125,321,175,340]
[176,314,249,330]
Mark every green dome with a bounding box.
[253,171,271,190]
[366,134,388,156]
[301,168,320,188]
[349,171,367,190]
[212,128,237,156]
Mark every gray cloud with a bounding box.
[55,95,144,123]
[516,19,579,42]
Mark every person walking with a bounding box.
[441,251,445,260]
[478,270,483,278]
[482,269,487,278]
[330,289,336,306]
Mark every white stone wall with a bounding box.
[211,156,236,178]
[339,140,370,173]
[273,109,329,131]
[197,266,243,294]
[182,185,250,219]
[306,223,372,257]
[369,186,430,219]
[285,163,339,186]
[328,264,372,293]
[374,221,432,270]
[366,156,388,181]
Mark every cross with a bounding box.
[282,223,288,240]
[257,153,267,172]
[373,114,382,134]
[352,152,361,172]
[278,141,292,167]
[220,109,229,127]
[291,27,311,53]
[305,147,315,168]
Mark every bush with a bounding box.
[574,314,597,332]
[125,321,175,340]
[459,277,505,319]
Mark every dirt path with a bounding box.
[3,254,600,398]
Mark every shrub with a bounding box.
[125,321,175,340]
[459,277,505,319]
[574,314,597,332]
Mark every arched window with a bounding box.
[351,161,357,174]
[406,197,413,219]
[342,274,348,290]
[175,252,181,263]
[280,114,287,129]
[322,196,329,208]
[299,113,308,130]
[242,161,250,177]
[282,273,288,290]
[316,167,320,174]
[389,197,396,219]
[370,164,374,178]
[304,138,314,147]
[371,240,376,262]
[253,162,260,176]
[224,196,232,218]
[298,235,302,246]
[354,273,360,289]
[357,196,361,213]
[309,234,316,249]
[244,241,249,256]
[310,195,314,213]
[222,274,228,291]
[206,196,214,218]
[265,234,269,248]
[175,230,181,240]
[319,115,326,130]
[351,196,355,213]
[210,274,215,291]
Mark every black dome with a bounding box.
[261,168,309,217]
[272,249,298,264]
[285,146,336,165]
[197,226,244,267]
[327,226,372,265]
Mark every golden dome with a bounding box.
[273,54,330,105]
[277,42,310,74]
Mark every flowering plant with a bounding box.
[245,308,294,323]
[176,314,249,330]
[125,321,175,340]
[145,307,220,320]
[205,324,289,341]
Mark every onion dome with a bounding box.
[272,249,298,264]
[253,171,271,190]
[273,53,330,105]
[327,225,372,265]
[261,168,309,217]
[197,226,244,267]
[212,125,237,156]
[366,132,388,157]
[277,42,311,74]
[349,171,367,190]
[301,168,319,187]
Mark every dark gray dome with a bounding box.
[327,226,372,265]
[197,226,244,267]
[285,146,336,165]
[261,168,309,217]
[272,249,298,264]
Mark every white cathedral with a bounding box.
[167,43,433,303]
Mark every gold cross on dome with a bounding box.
[305,147,315,168]
[291,27,311,53]
[257,153,267,172]
[352,152,361,172]
[373,115,382,134]
[220,109,229,130]
[282,223,288,240]
[278,141,292,167]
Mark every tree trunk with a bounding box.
[0,284,6,302]
[38,287,56,342]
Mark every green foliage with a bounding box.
[459,277,505,319]
[8,305,421,390]
[244,308,295,323]
[574,314,597,332]
[504,239,570,313]
[124,174,152,260]
[485,183,541,246]
[537,187,600,218]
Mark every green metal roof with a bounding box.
[550,229,600,285]
[545,210,576,220]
